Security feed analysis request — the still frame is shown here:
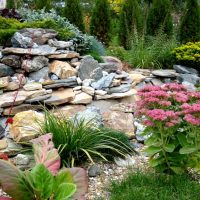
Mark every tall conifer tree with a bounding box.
[64,0,85,32]
[179,0,200,43]
[119,0,143,50]
[146,0,173,36]
[90,0,111,45]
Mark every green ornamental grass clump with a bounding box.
[39,109,135,167]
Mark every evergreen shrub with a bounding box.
[146,0,173,36]
[179,0,200,43]
[90,0,111,45]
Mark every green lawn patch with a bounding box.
[108,171,200,200]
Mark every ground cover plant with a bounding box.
[39,109,135,167]
[135,83,200,174]
[107,171,200,200]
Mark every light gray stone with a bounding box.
[78,56,103,81]
[91,73,115,90]
[48,39,73,49]
[29,67,49,81]
[178,74,200,85]
[88,165,101,177]
[14,154,30,165]
[152,69,177,78]
[173,65,198,75]
[182,81,197,91]
[108,84,131,94]
[75,106,103,128]
[11,32,38,48]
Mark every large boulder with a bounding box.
[102,111,135,136]
[75,106,103,128]
[49,61,77,79]
[22,56,49,72]
[101,56,123,72]
[9,110,44,142]
[78,56,103,81]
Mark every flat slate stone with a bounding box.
[3,104,43,115]
[44,88,75,105]
[48,52,79,59]
[2,45,57,56]
[25,94,52,103]
[107,84,131,94]
[152,69,177,78]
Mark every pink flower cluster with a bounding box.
[135,83,200,127]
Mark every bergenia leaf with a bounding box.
[29,164,54,200]
[31,133,61,175]
[54,183,76,200]
[0,160,31,200]
[55,169,74,187]
[66,168,88,200]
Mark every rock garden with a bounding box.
[0,0,200,200]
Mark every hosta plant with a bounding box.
[0,134,88,200]
[135,83,200,174]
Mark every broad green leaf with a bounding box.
[55,169,74,188]
[170,166,184,174]
[163,144,175,153]
[145,136,159,146]
[179,146,198,154]
[0,160,33,200]
[54,183,76,200]
[177,133,189,146]
[149,157,165,167]
[145,146,162,156]
[30,164,54,199]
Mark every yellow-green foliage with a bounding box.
[173,42,200,69]
[0,17,75,45]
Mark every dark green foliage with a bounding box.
[33,0,52,10]
[146,0,173,37]
[6,0,15,9]
[179,0,200,43]
[119,0,143,50]
[64,0,85,32]
[90,0,111,45]
[108,171,200,200]
[39,110,135,167]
